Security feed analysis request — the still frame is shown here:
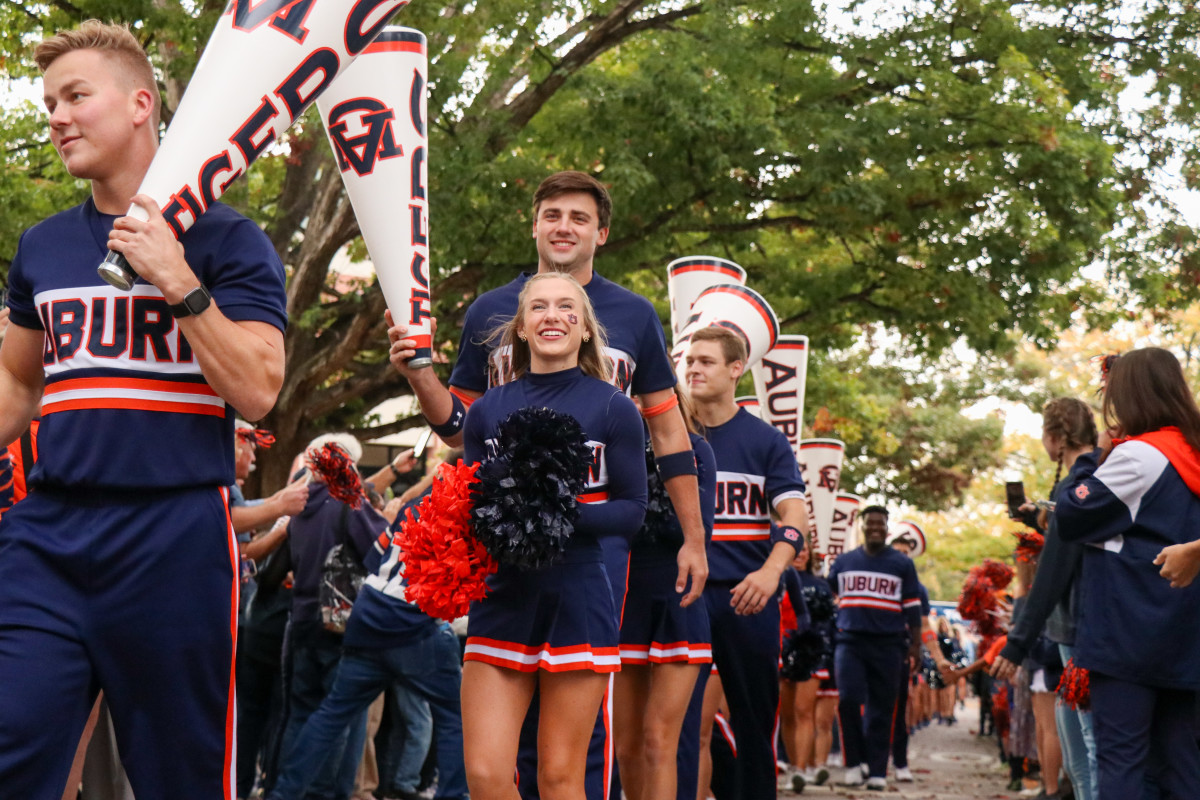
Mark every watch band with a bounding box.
[169,285,212,319]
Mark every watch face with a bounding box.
[185,287,211,315]
[173,286,212,318]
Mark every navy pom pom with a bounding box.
[632,440,681,548]
[781,628,828,682]
[470,407,593,569]
[802,585,836,623]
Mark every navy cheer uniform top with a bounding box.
[450,272,676,397]
[826,545,922,638]
[705,408,806,584]
[5,198,287,490]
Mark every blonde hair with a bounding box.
[489,273,611,383]
[35,20,160,129]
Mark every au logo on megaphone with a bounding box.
[327,98,404,177]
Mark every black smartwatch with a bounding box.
[169,285,212,318]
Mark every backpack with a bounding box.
[319,504,366,634]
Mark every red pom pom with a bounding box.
[1057,658,1091,711]
[309,443,365,509]
[958,561,1012,638]
[1013,529,1045,563]
[980,558,1014,590]
[396,461,498,621]
[992,684,1010,739]
[236,427,276,448]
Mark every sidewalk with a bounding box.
[780,698,1026,799]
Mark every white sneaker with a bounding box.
[790,770,806,793]
[842,767,865,787]
[776,769,793,792]
[866,776,887,791]
[896,765,914,782]
[827,752,844,767]
[811,766,830,786]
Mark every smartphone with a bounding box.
[413,428,434,460]
[1005,481,1027,517]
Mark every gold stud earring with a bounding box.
[583,334,591,342]
[518,332,527,341]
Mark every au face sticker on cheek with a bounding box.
[567,313,579,325]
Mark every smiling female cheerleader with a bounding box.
[460,274,647,800]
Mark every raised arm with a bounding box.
[108,196,284,420]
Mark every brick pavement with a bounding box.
[778,697,1031,800]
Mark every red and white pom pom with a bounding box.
[308,442,366,509]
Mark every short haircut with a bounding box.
[689,326,748,365]
[860,504,889,519]
[35,20,160,128]
[533,171,613,231]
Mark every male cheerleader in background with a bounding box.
[825,506,923,790]
[388,170,707,800]
[683,326,810,799]
[0,21,287,797]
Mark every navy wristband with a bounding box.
[655,450,698,481]
[772,524,804,554]
[427,393,466,438]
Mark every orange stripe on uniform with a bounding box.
[578,491,609,503]
[219,486,238,800]
[41,397,226,417]
[44,376,220,396]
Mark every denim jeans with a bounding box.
[277,633,366,800]
[386,682,433,793]
[1057,644,1097,800]
[269,625,467,800]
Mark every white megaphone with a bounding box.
[667,256,747,348]
[318,26,432,367]
[98,0,412,290]
[672,283,779,384]
[751,335,809,459]
[798,438,845,557]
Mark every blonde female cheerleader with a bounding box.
[459,274,647,800]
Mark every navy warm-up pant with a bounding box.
[0,486,237,800]
[891,659,912,768]
[704,582,781,800]
[1089,672,1200,800]
[835,632,907,779]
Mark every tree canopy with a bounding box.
[2,0,1197,500]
